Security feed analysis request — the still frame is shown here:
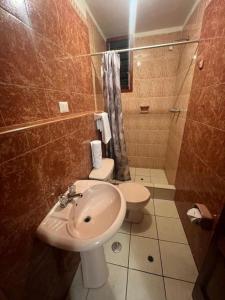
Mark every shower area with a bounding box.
[121,30,201,187]
[91,1,204,188]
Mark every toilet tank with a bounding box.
[89,158,114,181]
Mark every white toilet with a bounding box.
[89,158,151,223]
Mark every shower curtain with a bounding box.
[102,52,131,181]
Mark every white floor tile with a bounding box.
[150,169,166,177]
[87,264,127,300]
[118,221,131,234]
[160,241,198,282]
[156,216,188,244]
[104,233,130,267]
[135,175,151,185]
[136,168,151,176]
[127,269,166,300]
[131,215,158,239]
[150,169,168,185]
[67,264,88,300]
[154,199,179,218]
[164,277,194,300]
[129,236,162,275]
[144,199,155,215]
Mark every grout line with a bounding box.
[119,222,189,244]
[163,275,196,285]
[154,198,168,300]
[125,224,132,300]
[129,234,189,246]
[107,263,196,285]
[86,288,90,300]
[128,267,163,278]
[107,262,128,269]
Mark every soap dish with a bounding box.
[140,105,149,114]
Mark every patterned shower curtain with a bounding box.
[102,52,131,181]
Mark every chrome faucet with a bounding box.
[58,185,83,208]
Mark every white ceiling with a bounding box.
[86,0,198,38]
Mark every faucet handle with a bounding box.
[58,195,67,208]
[68,184,76,198]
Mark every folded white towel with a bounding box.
[96,112,112,144]
[90,140,102,169]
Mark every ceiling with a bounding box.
[86,0,197,38]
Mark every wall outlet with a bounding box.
[59,101,69,113]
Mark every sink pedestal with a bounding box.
[81,246,109,288]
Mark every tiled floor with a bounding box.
[130,167,169,185]
[67,198,198,300]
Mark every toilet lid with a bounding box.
[118,183,150,203]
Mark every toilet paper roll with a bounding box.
[90,140,102,169]
[187,208,202,223]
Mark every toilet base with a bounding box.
[125,209,144,223]
[80,246,109,288]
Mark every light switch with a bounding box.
[59,101,69,113]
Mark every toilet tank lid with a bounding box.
[89,158,114,180]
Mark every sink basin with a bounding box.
[37,180,126,288]
[68,183,123,242]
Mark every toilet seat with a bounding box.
[118,182,150,204]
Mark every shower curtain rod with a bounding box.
[77,39,200,57]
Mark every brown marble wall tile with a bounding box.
[0,8,42,86]
[0,0,98,298]
[0,84,49,126]
[0,131,29,163]
[175,0,225,270]
[24,0,62,47]
[188,84,225,130]
[26,124,51,149]
[201,0,225,39]
[0,153,45,221]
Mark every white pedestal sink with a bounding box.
[37,180,126,288]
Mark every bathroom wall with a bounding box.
[122,31,182,169]
[87,13,106,111]
[175,0,225,269]
[165,1,206,184]
[0,1,99,299]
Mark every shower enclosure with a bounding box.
[121,32,198,186]
[90,1,204,187]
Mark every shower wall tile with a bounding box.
[0,1,100,299]
[122,31,181,169]
[175,0,225,271]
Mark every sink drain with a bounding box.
[112,241,122,253]
[84,216,91,223]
